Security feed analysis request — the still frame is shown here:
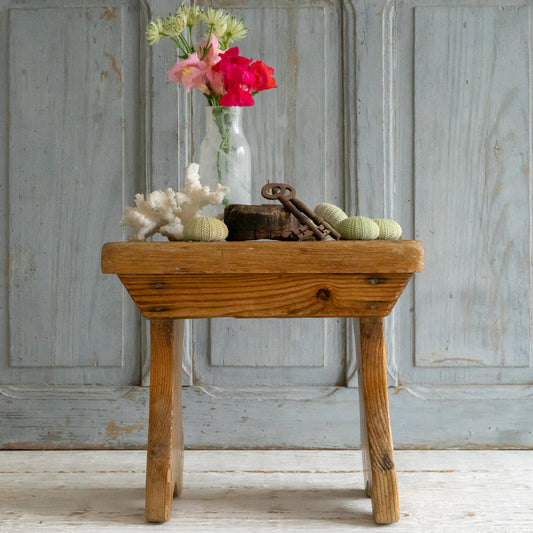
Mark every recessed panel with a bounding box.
[413,6,531,368]
[192,0,347,385]
[8,7,125,367]
[210,318,326,367]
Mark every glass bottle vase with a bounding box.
[198,106,252,217]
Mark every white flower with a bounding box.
[201,7,230,38]
[160,12,186,37]
[185,5,202,27]
[145,20,163,46]
[223,17,247,45]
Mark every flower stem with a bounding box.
[211,108,233,206]
[178,33,193,54]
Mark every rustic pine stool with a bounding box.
[101,241,424,524]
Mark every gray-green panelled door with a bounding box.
[2,0,532,449]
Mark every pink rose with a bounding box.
[167,53,209,94]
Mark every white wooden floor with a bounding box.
[1,450,532,532]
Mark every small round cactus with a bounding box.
[337,216,380,240]
[314,203,348,229]
[374,219,402,240]
[183,217,228,241]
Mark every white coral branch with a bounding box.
[121,163,229,241]
[175,163,228,224]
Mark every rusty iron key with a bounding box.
[261,183,341,241]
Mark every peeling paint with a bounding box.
[100,7,117,21]
[106,421,145,440]
[431,357,487,367]
[104,52,122,82]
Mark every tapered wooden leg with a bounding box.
[145,318,184,523]
[354,318,373,499]
[357,317,399,524]
[172,319,184,498]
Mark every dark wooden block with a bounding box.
[224,204,310,241]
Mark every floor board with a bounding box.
[1,450,532,532]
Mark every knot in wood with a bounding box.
[380,453,395,471]
[316,288,331,301]
[151,306,169,313]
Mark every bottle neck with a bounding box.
[205,106,243,134]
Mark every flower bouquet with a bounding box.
[146,6,277,208]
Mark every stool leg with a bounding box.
[354,318,373,499]
[357,317,400,524]
[145,318,184,523]
[172,319,184,498]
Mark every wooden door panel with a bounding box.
[3,0,532,448]
[0,0,143,385]
[386,0,533,387]
[189,0,349,387]
[193,317,346,386]
[413,6,530,370]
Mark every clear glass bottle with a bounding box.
[199,106,252,217]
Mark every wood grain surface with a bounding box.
[118,273,413,319]
[103,241,420,524]
[145,319,184,523]
[3,450,533,532]
[101,241,424,275]
[2,2,143,386]
[224,204,306,241]
[358,317,399,524]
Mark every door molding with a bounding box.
[3,385,532,449]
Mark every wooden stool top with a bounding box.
[102,241,424,274]
[101,241,424,319]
